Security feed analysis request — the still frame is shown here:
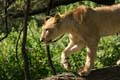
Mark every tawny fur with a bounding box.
[40,4,120,76]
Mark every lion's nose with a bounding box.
[40,38,45,42]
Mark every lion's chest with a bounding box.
[68,32,84,43]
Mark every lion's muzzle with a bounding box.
[40,37,52,43]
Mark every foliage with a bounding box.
[0,0,120,80]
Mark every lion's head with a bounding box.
[40,14,65,43]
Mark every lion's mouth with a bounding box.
[41,34,64,44]
[40,38,52,44]
[45,40,52,43]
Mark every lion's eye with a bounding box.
[45,29,49,31]
[45,29,51,34]
[45,28,53,33]
[45,29,49,34]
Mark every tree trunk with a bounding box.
[21,0,30,80]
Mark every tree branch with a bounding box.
[8,0,115,18]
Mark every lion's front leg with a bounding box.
[61,40,85,70]
[61,41,74,70]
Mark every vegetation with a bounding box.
[0,0,120,80]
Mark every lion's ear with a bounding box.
[54,14,61,23]
[45,16,50,22]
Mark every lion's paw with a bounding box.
[63,62,71,71]
[78,67,90,76]
[61,58,71,71]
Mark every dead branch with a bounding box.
[42,65,120,80]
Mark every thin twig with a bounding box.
[15,28,23,62]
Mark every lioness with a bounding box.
[40,4,120,76]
